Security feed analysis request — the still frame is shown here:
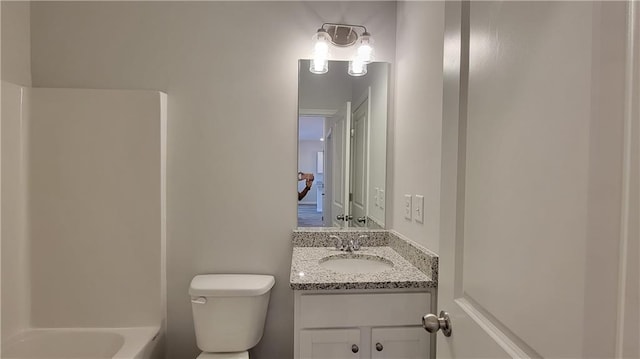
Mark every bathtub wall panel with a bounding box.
[1,81,30,342]
[29,88,166,328]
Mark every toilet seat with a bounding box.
[196,351,249,359]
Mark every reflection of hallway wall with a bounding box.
[298,140,324,205]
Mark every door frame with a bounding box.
[615,1,640,356]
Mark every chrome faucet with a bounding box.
[330,235,363,252]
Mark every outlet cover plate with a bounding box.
[404,194,412,220]
[414,195,424,223]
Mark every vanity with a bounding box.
[290,229,438,359]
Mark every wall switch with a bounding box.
[379,189,385,209]
[414,195,424,223]
[404,195,412,220]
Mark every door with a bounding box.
[371,327,429,359]
[350,95,369,227]
[327,102,351,227]
[300,328,361,359]
[436,1,632,358]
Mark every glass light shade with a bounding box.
[348,59,367,77]
[310,58,328,74]
[310,30,331,74]
[356,34,374,63]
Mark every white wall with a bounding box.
[28,88,166,329]
[1,1,31,87]
[391,1,445,252]
[29,2,396,358]
[1,82,30,344]
[1,2,31,348]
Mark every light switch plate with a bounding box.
[404,194,412,220]
[414,195,424,223]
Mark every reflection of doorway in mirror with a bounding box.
[350,94,369,228]
[297,115,326,227]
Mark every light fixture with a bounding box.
[310,23,375,77]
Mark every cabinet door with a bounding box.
[300,328,362,359]
[371,327,429,359]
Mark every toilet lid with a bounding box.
[196,351,249,359]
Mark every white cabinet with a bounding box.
[294,291,433,359]
[371,327,429,359]
[300,328,362,359]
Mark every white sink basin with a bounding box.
[319,254,394,273]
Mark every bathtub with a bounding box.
[2,327,161,359]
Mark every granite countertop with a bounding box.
[289,245,436,290]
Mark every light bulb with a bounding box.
[310,29,331,74]
[310,58,328,74]
[314,41,329,57]
[356,33,374,63]
[348,59,367,77]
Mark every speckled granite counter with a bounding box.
[289,229,438,290]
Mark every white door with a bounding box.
[300,328,361,359]
[350,96,369,228]
[327,102,351,228]
[435,2,633,358]
[371,327,429,359]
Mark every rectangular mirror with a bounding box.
[297,60,389,229]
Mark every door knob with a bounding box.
[357,217,366,223]
[337,214,345,220]
[422,310,452,337]
[345,214,353,220]
[375,342,383,351]
[351,344,359,353]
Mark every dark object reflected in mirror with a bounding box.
[297,60,389,229]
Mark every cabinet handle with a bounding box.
[375,342,383,351]
[351,344,359,353]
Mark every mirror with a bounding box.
[297,60,389,229]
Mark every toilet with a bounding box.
[189,274,276,359]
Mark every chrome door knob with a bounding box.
[422,310,452,337]
[337,214,345,220]
[357,217,366,223]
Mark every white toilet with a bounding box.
[189,274,276,359]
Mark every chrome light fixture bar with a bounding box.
[310,23,375,76]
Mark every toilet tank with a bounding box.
[189,274,275,353]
